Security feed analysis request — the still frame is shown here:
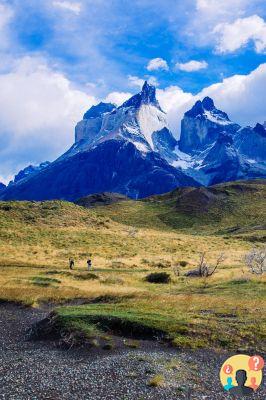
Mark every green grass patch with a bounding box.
[50,301,266,351]
[31,276,61,287]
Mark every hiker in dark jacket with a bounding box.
[87,258,92,271]
[69,258,75,270]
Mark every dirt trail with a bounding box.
[0,303,265,400]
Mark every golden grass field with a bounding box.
[0,180,265,351]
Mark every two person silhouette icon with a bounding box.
[229,370,254,396]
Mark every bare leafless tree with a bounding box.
[185,252,225,277]
[244,247,266,275]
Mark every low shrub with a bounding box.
[179,260,188,267]
[102,342,114,350]
[148,374,165,387]
[73,273,99,281]
[145,272,171,284]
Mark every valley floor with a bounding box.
[1,303,265,400]
[0,181,265,398]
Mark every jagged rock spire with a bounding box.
[202,97,215,110]
[120,81,161,110]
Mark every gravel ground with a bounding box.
[0,303,265,400]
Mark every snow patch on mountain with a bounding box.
[137,104,167,149]
[204,110,232,126]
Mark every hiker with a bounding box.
[87,258,92,271]
[69,258,75,270]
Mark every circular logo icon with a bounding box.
[220,354,264,396]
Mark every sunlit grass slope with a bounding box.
[0,180,265,350]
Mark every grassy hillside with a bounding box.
[95,180,266,237]
[0,180,265,350]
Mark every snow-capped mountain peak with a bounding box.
[185,96,231,124]
[179,96,240,154]
[1,86,265,202]
[71,81,171,155]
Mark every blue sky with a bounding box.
[0,0,266,182]
[9,0,266,93]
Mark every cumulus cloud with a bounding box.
[176,60,208,72]
[147,76,159,86]
[52,1,82,14]
[0,56,97,180]
[147,58,169,71]
[199,63,266,126]
[128,75,145,88]
[214,15,266,53]
[128,75,159,88]
[186,0,265,49]
[104,91,132,106]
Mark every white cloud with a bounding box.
[196,0,248,17]
[128,74,159,88]
[0,56,97,180]
[147,58,169,71]
[176,60,208,72]
[214,15,266,53]
[147,76,159,86]
[105,91,132,106]
[128,75,144,88]
[186,0,265,49]
[53,1,82,15]
[199,63,266,126]
[157,86,193,113]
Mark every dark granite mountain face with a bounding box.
[0,182,6,193]
[234,123,266,161]
[199,133,242,185]
[1,140,198,201]
[11,162,50,184]
[152,128,178,163]
[179,97,240,154]
[177,97,266,185]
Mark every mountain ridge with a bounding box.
[1,81,265,201]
